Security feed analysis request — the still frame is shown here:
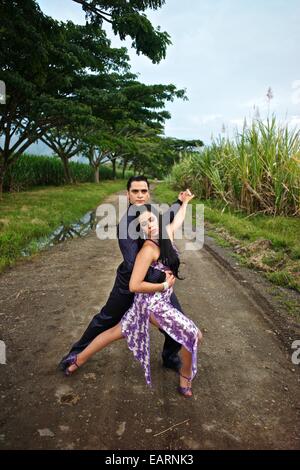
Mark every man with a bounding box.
[59,176,186,372]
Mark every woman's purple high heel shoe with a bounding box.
[178,372,193,398]
[64,352,80,376]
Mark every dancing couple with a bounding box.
[59,176,202,397]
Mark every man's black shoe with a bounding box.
[162,356,181,372]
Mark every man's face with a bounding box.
[127,181,150,205]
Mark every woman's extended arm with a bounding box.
[168,191,195,239]
[129,243,175,293]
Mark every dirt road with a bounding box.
[0,191,299,450]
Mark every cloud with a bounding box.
[229,118,245,127]
[287,115,300,127]
[189,114,222,125]
[242,95,277,111]
[291,80,300,104]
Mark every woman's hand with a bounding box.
[181,188,195,204]
[178,190,186,202]
[165,271,176,288]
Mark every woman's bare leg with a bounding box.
[179,330,202,395]
[179,346,193,396]
[67,323,123,373]
[150,314,204,396]
[150,313,195,396]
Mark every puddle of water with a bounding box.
[21,210,97,256]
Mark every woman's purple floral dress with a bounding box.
[121,248,200,386]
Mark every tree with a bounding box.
[84,143,111,183]
[40,127,86,184]
[0,1,188,195]
[0,0,62,194]
[70,0,171,63]
[75,72,187,180]
[165,137,204,153]
[0,0,129,195]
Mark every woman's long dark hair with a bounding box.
[137,204,181,279]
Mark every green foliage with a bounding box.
[0,1,130,188]
[0,0,186,194]
[170,116,300,216]
[265,271,299,290]
[3,154,130,191]
[0,180,126,271]
[72,0,171,63]
[154,182,300,293]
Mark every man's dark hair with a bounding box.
[127,175,149,191]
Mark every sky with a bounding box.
[34,0,300,147]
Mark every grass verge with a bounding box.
[0,181,125,272]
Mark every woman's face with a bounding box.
[139,211,159,239]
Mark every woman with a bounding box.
[65,193,202,398]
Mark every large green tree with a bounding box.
[0,0,129,195]
[71,71,187,180]
[1,0,188,194]
[69,0,171,63]
[40,126,87,183]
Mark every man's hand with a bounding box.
[165,271,176,288]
